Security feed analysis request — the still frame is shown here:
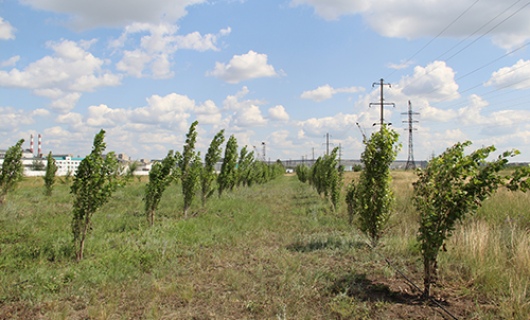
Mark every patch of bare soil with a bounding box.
[328,270,497,319]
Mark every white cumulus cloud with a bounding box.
[290,0,530,50]
[113,23,229,78]
[485,59,530,90]
[0,17,15,40]
[290,0,368,20]
[0,39,121,112]
[0,56,20,68]
[208,50,278,83]
[20,0,206,29]
[297,112,358,137]
[300,84,363,102]
[268,105,289,122]
[399,61,459,102]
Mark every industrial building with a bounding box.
[0,134,150,177]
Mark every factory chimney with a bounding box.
[38,134,42,157]
[30,134,34,154]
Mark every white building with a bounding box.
[53,155,84,176]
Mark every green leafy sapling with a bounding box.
[201,130,225,206]
[43,151,58,196]
[71,130,119,261]
[295,164,309,183]
[413,141,525,298]
[346,125,400,247]
[144,150,176,226]
[177,121,201,217]
[0,139,25,204]
[237,146,255,187]
[218,135,238,197]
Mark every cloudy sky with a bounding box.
[2,0,530,162]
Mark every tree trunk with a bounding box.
[148,209,155,226]
[423,258,431,298]
[76,215,90,261]
[76,237,85,261]
[183,204,189,218]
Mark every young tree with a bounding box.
[306,148,342,210]
[346,125,400,247]
[218,135,238,197]
[295,164,310,183]
[413,142,525,298]
[43,151,58,196]
[144,151,176,226]
[201,130,225,206]
[71,130,119,261]
[326,148,342,210]
[237,146,255,187]
[177,121,201,217]
[0,139,25,204]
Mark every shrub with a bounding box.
[71,130,119,261]
[0,139,24,204]
[346,125,400,247]
[413,141,526,297]
[43,151,58,196]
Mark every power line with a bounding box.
[386,0,481,80]
[398,0,530,93]
[419,57,530,111]
[434,0,523,61]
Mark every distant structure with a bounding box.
[261,142,266,162]
[370,78,395,129]
[30,134,34,154]
[38,133,42,158]
[402,100,420,170]
[53,155,84,176]
[323,133,333,155]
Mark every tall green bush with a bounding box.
[177,121,201,217]
[71,130,118,261]
[237,146,255,187]
[413,141,527,298]
[346,125,400,247]
[308,147,342,210]
[218,135,238,197]
[295,164,309,183]
[0,139,24,204]
[201,130,225,206]
[43,151,58,196]
[144,150,176,226]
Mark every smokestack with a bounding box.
[38,134,42,157]
[30,134,34,154]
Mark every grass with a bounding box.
[0,172,529,319]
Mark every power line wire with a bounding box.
[386,0,481,80]
[399,1,530,93]
[433,0,524,61]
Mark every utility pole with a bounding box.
[261,142,266,163]
[402,100,419,170]
[323,133,333,155]
[338,143,342,167]
[370,78,395,129]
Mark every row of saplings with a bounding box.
[295,125,530,299]
[0,121,284,261]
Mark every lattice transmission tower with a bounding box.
[402,101,419,170]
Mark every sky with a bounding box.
[2,0,530,162]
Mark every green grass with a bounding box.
[0,173,529,319]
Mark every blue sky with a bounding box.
[1,0,530,162]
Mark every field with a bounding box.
[1,171,529,319]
